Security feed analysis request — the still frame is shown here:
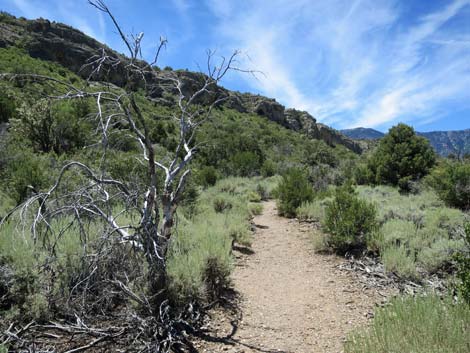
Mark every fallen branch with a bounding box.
[63,336,107,353]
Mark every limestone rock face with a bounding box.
[0,13,363,153]
[284,109,362,153]
[0,15,134,87]
[242,95,286,125]
[316,124,363,153]
[284,109,317,132]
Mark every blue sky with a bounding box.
[2,0,470,132]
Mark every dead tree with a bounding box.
[1,0,249,311]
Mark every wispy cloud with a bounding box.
[11,0,48,18]
[350,0,470,128]
[6,0,469,131]
[204,0,321,112]
[206,0,470,130]
[170,0,191,14]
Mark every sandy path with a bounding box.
[195,201,383,353]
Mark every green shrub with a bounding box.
[308,164,337,191]
[0,191,15,219]
[345,295,470,353]
[105,150,147,181]
[197,165,218,188]
[2,147,52,204]
[323,185,378,253]
[276,168,314,217]
[427,160,470,210]
[302,140,338,167]
[353,162,374,185]
[260,159,276,177]
[12,99,92,154]
[230,151,262,177]
[367,123,435,188]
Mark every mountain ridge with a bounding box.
[341,127,470,157]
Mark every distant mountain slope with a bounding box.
[341,127,470,156]
[417,129,470,157]
[0,13,363,153]
[340,127,384,140]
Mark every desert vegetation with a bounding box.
[292,125,470,352]
[0,3,469,352]
[345,295,470,353]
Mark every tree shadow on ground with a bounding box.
[233,244,255,255]
[184,288,291,353]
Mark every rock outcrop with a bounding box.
[0,13,363,153]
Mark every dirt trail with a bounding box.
[195,201,384,353]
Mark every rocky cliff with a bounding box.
[0,12,363,153]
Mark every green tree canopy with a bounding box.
[368,123,435,188]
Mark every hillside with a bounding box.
[0,12,362,153]
[340,127,385,140]
[342,127,470,156]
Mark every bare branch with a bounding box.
[88,0,134,58]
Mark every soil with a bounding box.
[193,201,388,353]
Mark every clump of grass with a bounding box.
[345,295,470,353]
[0,220,39,271]
[214,176,278,199]
[311,230,329,252]
[248,203,263,217]
[247,191,261,202]
[167,213,233,303]
[0,215,104,321]
[255,183,269,200]
[381,245,419,280]
[213,196,233,213]
[226,210,252,246]
[296,198,330,223]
